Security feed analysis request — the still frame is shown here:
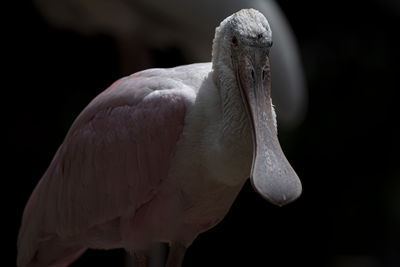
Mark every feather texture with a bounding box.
[18,72,188,266]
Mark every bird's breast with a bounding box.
[164,108,253,241]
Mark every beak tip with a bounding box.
[270,190,301,207]
[251,175,302,207]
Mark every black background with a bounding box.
[6,0,399,266]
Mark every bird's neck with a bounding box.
[212,61,252,143]
[207,67,253,187]
[211,25,251,141]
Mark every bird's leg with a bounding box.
[132,250,148,267]
[166,242,187,267]
[149,242,168,267]
[126,243,170,267]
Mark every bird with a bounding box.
[33,0,307,129]
[17,9,302,267]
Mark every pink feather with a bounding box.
[18,74,187,267]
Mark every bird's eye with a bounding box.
[262,70,265,81]
[231,36,238,47]
[251,69,255,81]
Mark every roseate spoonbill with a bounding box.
[17,9,302,267]
[33,0,307,129]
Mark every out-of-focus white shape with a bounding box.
[34,0,307,129]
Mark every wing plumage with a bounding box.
[17,75,188,266]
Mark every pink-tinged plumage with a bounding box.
[18,9,302,267]
[18,72,189,266]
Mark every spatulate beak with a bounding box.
[236,50,302,206]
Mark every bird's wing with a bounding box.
[18,73,191,264]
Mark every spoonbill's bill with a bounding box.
[17,9,302,267]
[34,0,307,129]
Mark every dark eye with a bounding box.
[251,69,255,81]
[262,69,265,81]
[231,36,238,47]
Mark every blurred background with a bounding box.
[6,0,399,266]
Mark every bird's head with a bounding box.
[212,9,302,206]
